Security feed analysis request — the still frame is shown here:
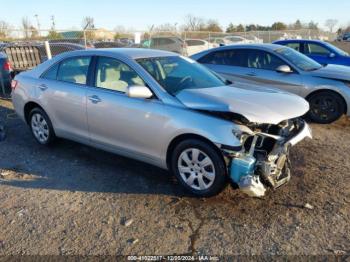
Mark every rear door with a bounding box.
[39,56,91,142]
[198,49,254,84]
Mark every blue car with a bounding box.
[273,39,350,66]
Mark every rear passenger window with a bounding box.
[198,50,248,67]
[285,43,301,52]
[57,57,91,85]
[42,63,59,80]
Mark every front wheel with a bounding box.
[170,139,227,197]
[307,91,345,124]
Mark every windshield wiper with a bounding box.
[305,67,322,72]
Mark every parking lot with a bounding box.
[0,97,349,256]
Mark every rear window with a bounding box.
[57,56,91,85]
[42,63,59,80]
[155,38,176,45]
[186,40,204,46]
[285,43,301,52]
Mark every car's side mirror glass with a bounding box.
[276,65,293,73]
[127,85,153,99]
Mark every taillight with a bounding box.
[3,61,12,71]
[11,80,18,90]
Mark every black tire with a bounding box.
[29,107,56,146]
[307,91,345,124]
[170,139,227,197]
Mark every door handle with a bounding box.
[38,84,48,91]
[88,95,102,104]
[246,72,257,77]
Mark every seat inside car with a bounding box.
[120,70,145,86]
[97,65,128,92]
[58,64,88,84]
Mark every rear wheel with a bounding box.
[29,108,56,145]
[170,139,227,197]
[307,91,345,124]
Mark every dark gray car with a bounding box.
[141,37,187,56]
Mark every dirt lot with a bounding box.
[0,97,349,256]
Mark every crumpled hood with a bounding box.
[309,64,350,81]
[176,85,309,125]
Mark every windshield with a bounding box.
[137,56,225,95]
[324,42,349,56]
[275,47,322,71]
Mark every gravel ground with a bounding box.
[0,98,349,256]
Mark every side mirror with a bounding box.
[276,65,293,73]
[329,53,336,58]
[127,85,153,99]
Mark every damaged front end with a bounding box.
[224,118,312,197]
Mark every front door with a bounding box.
[304,42,331,65]
[86,56,170,162]
[240,49,304,95]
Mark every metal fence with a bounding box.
[0,28,337,47]
[0,28,340,96]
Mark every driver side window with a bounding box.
[305,43,330,56]
[95,57,145,93]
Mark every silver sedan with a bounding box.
[191,44,350,124]
[11,48,311,197]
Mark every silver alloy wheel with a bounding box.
[31,113,49,144]
[177,148,216,191]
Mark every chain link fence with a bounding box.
[0,28,340,94]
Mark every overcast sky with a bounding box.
[1,0,349,30]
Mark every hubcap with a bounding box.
[177,148,215,191]
[310,95,338,121]
[31,113,49,143]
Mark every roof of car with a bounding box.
[56,48,178,60]
[190,43,290,59]
[274,39,324,44]
[210,43,284,52]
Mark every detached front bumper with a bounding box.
[229,120,312,197]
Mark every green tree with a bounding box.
[236,24,245,32]
[48,30,63,40]
[271,22,287,31]
[294,20,302,30]
[308,21,318,30]
[226,23,237,33]
[203,20,223,32]
[246,24,257,31]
